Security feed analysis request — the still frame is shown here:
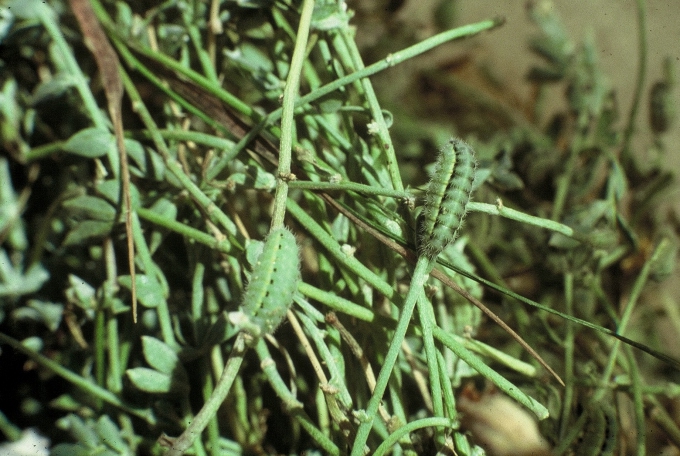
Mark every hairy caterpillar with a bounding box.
[238,228,300,336]
[419,138,477,260]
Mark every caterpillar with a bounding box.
[238,228,300,336]
[418,138,477,260]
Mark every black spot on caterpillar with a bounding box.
[418,138,477,260]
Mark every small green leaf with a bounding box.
[148,198,177,220]
[63,220,114,246]
[56,414,98,449]
[95,179,141,209]
[63,128,114,159]
[118,275,164,308]
[94,416,128,453]
[311,3,352,30]
[31,73,77,105]
[51,443,91,456]
[65,274,96,311]
[141,336,181,375]
[12,299,63,331]
[126,367,188,394]
[62,195,116,222]
[0,249,49,297]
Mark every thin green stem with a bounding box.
[373,417,455,456]
[559,273,575,440]
[338,29,402,191]
[288,180,412,199]
[432,328,548,420]
[131,213,176,348]
[351,256,432,456]
[106,310,122,393]
[38,2,107,130]
[468,201,590,244]
[437,350,457,421]
[0,410,22,442]
[165,334,248,456]
[286,199,395,299]
[271,0,315,229]
[596,239,667,401]
[621,0,648,173]
[37,0,119,176]
[625,346,646,456]
[298,282,378,323]
[254,338,340,455]
[103,238,122,393]
[137,207,231,254]
[415,290,444,421]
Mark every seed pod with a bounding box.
[239,228,300,335]
[419,138,476,260]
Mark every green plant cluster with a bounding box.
[0,0,678,455]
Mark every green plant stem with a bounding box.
[559,273,575,440]
[294,309,353,409]
[431,327,537,378]
[254,338,340,455]
[625,346,646,456]
[191,262,206,330]
[289,180,411,199]
[415,290,444,422]
[337,29,402,191]
[437,351,457,421]
[183,10,219,84]
[298,282,380,323]
[37,2,107,130]
[620,0,648,173]
[432,327,548,419]
[165,334,248,456]
[551,136,582,222]
[271,0,315,229]
[0,411,22,442]
[0,332,156,425]
[109,31,232,138]
[106,309,122,393]
[351,256,432,456]
[596,239,667,399]
[94,301,106,392]
[137,207,231,254]
[287,199,396,299]
[131,213,177,348]
[373,417,455,456]
[468,201,590,244]
[103,238,122,393]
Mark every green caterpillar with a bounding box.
[419,138,477,260]
[238,228,300,336]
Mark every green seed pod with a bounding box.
[239,228,300,335]
[419,138,476,260]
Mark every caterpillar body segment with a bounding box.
[419,139,477,260]
[240,228,300,335]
